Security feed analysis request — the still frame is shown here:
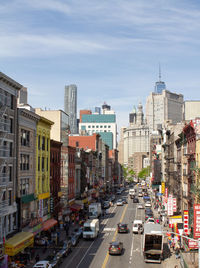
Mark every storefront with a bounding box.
[5,232,34,257]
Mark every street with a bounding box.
[60,188,162,268]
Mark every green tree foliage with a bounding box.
[138,166,150,179]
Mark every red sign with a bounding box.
[184,210,189,235]
[173,198,176,212]
[188,239,198,249]
[165,187,168,198]
[193,204,200,238]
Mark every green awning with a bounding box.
[21,193,35,204]
[151,184,160,189]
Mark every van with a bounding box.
[132,220,143,234]
[83,219,99,239]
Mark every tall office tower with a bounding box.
[79,103,117,149]
[154,65,166,94]
[146,90,184,133]
[95,107,101,114]
[64,84,77,134]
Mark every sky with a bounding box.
[1,0,200,136]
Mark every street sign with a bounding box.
[173,198,177,212]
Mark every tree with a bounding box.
[138,166,150,179]
[122,165,136,183]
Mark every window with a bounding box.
[104,125,107,128]
[42,157,45,171]
[47,158,48,171]
[8,190,12,205]
[108,125,111,128]
[76,141,79,147]
[92,126,95,128]
[42,137,45,150]
[9,142,12,157]
[20,154,30,170]
[21,130,30,146]
[20,178,29,196]
[38,135,40,149]
[10,118,13,133]
[11,95,14,109]
[100,126,103,128]
[9,166,12,182]
[96,126,99,128]
[88,126,91,128]
[38,157,40,171]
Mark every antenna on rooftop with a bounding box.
[159,63,161,81]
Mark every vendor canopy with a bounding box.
[5,232,34,256]
[43,218,58,231]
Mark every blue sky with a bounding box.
[1,0,200,134]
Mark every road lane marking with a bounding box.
[76,239,96,268]
[102,204,128,268]
[103,228,116,232]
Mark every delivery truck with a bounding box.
[143,223,163,263]
[83,219,99,239]
[88,203,102,219]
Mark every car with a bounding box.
[45,254,62,268]
[103,201,110,209]
[111,195,115,201]
[138,192,143,197]
[146,217,155,224]
[73,227,83,239]
[116,199,124,206]
[132,220,143,234]
[58,240,72,257]
[145,201,151,208]
[137,203,144,209]
[109,241,123,255]
[68,232,79,246]
[122,198,128,204]
[133,198,139,203]
[33,261,52,268]
[117,223,128,233]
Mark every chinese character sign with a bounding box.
[167,197,173,216]
[173,198,176,212]
[161,182,165,194]
[183,210,189,235]
[193,204,200,238]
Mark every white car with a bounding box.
[146,217,155,224]
[33,261,52,268]
[137,203,144,209]
[145,201,151,208]
[116,199,123,206]
[132,220,143,233]
[138,192,143,197]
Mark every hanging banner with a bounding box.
[167,196,173,216]
[161,182,165,194]
[193,204,200,238]
[183,210,189,235]
[173,198,177,212]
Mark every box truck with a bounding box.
[89,203,102,219]
[83,219,99,239]
[143,223,163,263]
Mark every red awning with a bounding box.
[70,203,82,212]
[43,219,58,231]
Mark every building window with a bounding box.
[8,190,12,205]
[100,126,103,128]
[20,178,29,196]
[20,154,30,170]
[10,118,13,133]
[38,157,40,171]
[108,125,111,128]
[92,126,95,128]
[9,166,12,182]
[76,141,79,147]
[96,126,99,128]
[11,95,14,109]
[42,137,45,150]
[21,130,30,146]
[42,157,45,171]
[88,126,91,128]
[9,142,13,157]
[38,135,40,149]
[104,125,107,128]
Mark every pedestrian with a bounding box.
[35,254,40,263]
[175,246,180,259]
[65,225,69,236]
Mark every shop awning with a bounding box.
[43,218,58,231]
[70,203,82,211]
[5,232,34,256]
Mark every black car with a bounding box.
[117,223,128,233]
[122,198,128,204]
[133,198,139,203]
[45,253,62,268]
[69,232,79,246]
[58,240,72,257]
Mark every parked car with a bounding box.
[138,192,143,197]
[133,198,139,203]
[103,201,110,209]
[122,198,128,204]
[33,261,52,268]
[146,217,155,224]
[109,241,123,255]
[116,189,122,195]
[116,199,124,206]
[145,201,151,208]
[45,254,62,268]
[137,203,144,209]
[117,223,128,233]
[58,240,72,257]
[132,220,143,234]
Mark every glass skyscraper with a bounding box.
[155,81,166,94]
[64,84,77,134]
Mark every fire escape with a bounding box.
[0,92,10,241]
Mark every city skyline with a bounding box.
[1,0,200,131]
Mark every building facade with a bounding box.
[123,103,149,166]
[64,84,77,134]
[184,101,200,121]
[146,90,184,133]
[0,72,22,243]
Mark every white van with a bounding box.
[132,220,143,234]
[83,219,99,239]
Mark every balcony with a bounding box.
[0,146,9,158]
[0,174,9,186]
[0,200,9,214]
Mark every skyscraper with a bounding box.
[154,65,166,94]
[64,84,77,134]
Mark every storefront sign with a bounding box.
[193,204,200,238]
[183,210,189,235]
[167,196,173,216]
[188,239,198,249]
[173,198,177,212]
[161,182,165,194]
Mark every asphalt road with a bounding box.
[60,188,163,268]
